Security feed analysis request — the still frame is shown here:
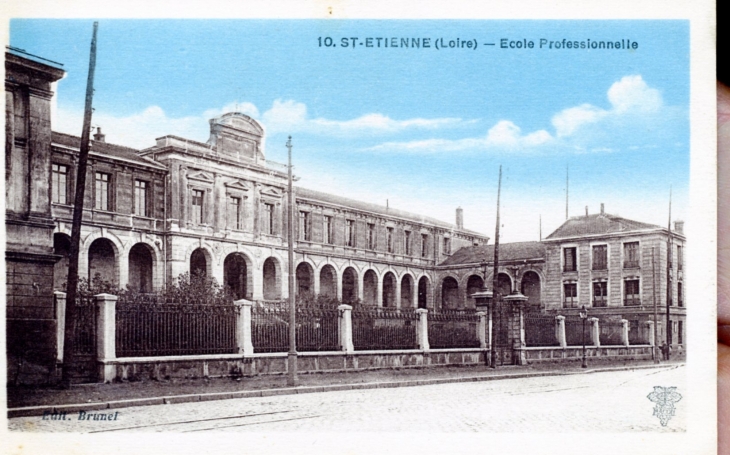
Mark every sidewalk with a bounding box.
[7,359,683,418]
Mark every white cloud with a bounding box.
[607,75,662,113]
[551,104,607,138]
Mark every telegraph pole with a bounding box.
[286,136,298,386]
[62,22,98,386]
[652,247,659,363]
[490,165,502,368]
[665,187,673,360]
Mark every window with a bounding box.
[191,189,205,224]
[263,203,274,235]
[677,245,683,271]
[563,247,577,272]
[563,282,578,308]
[678,320,683,344]
[623,242,640,268]
[52,164,68,204]
[624,278,640,306]
[592,245,607,270]
[387,227,394,253]
[421,234,428,258]
[678,282,683,307]
[134,180,148,217]
[299,211,310,241]
[94,172,111,211]
[325,216,334,244]
[593,281,608,307]
[443,237,451,255]
[345,219,355,247]
[404,230,412,255]
[227,196,241,230]
[367,223,375,249]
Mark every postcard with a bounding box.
[1,1,716,454]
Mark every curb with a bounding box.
[7,363,680,418]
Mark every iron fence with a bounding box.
[524,314,559,347]
[115,300,239,357]
[73,295,97,356]
[427,310,480,349]
[599,320,625,345]
[352,306,418,350]
[565,317,588,346]
[628,319,649,344]
[251,303,339,353]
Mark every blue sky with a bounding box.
[11,19,689,242]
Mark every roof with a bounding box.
[545,213,660,240]
[52,131,167,170]
[295,186,486,236]
[439,241,545,266]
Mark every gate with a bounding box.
[491,300,512,366]
[68,295,98,383]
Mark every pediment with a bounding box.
[260,187,283,198]
[188,171,214,183]
[225,179,251,191]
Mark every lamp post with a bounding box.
[579,305,588,368]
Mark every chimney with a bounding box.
[93,127,106,142]
[600,203,604,215]
[456,207,464,229]
[585,206,588,216]
[674,220,684,234]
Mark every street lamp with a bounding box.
[579,305,588,368]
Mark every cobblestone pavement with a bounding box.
[9,365,685,433]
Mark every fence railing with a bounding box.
[564,317,588,346]
[116,301,239,357]
[73,295,97,356]
[352,307,418,350]
[628,320,649,344]
[524,314,559,347]
[250,304,340,353]
[599,321,624,345]
[427,310,480,349]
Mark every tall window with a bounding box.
[367,223,375,249]
[227,196,241,230]
[592,245,607,270]
[325,216,334,244]
[678,320,683,345]
[443,237,451,255]
[563,247,577,272]
[404,230,412,255]
[677,245,683,271]
[52,164,68,204]
[94,172,111,211]
[624,278,640,305]
[678,282,684,307]
[563,282,578,308]
[263,203,274,235]
[134,180,148,217]
[593,281,608,307]
[421,234,428,257]
[387,227,394,253]
[191,189,204,224]
[299,211,311,241]
[623,242,639,268]
[345,219,355,247]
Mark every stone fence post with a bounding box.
[95,293,117,383]
[54,291,66,363]
[555,315,567,348]
[646,321,655,346]
[589,317,600,347]
[476,312,488,349]
[235,299,254,355]
[415,308,430,351]
[620,319,630,346]
[338,304,354,353]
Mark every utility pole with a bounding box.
[652,247,659,363]
[665,187,673,360]
[62,22,98,387]
[565,165,569,220]
[490,165,502,368]
[286,136,298,386]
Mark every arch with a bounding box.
[441,276,459,309]
[128,243,154,293]
[496,272,512,297]
[224,252,252,300]
[262,257,282,300]
[466,274,485,309]
[190,248,211,277]
[382,272,397,307]
[319,264,337,298]
[418,276,431,309]
[363,269,378,306]
[296,262,315,298]
[341,266,358,303]
[521,270,541,307]
[53,233,71,290]
[400,274,414,308]
[88,237,119,286]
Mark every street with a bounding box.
[9,365,685,433]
